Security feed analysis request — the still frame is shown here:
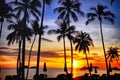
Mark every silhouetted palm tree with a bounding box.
[10,0,41,79]
[6,15,22,79]
[0,0,12,38]
[26,20,48,79]
[86,4,115,76]
[66,25,78,74]
[6,16,32,79]
[74,31,94,76]
[48,20,69,74]
[107,47,119,74]
[36,0,52,76]
[54,0,84,74]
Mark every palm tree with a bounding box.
[48,20,69,74]
[65,25,78,74]
[0,0,12,38]
[106,47,119,74]
[73,31,94,76]
[54,0,84,74]
[6,15,22,79]
[86,4,115,76]
[6,16,32,79]
[36,0,52,76]
[26,20,48,79]
[11,0,41,79]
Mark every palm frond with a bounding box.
[103,11,115,19]
[71,11,78,22]
[57,35,62,42]
[90,7,97,13]
[104,17,114,24]
[87,13,97,18]
[86,18,95,25]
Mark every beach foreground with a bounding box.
[5,73,120,80]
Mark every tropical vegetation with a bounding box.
[86,4,115,76]
[73,31,94,76]
[55,0,84,74]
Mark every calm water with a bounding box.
[0,68,120,80]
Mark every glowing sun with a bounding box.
[73,60,78,68]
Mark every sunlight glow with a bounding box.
[73,60,78,68]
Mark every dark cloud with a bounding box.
[41,51,59,58]
[80,57,95,60]
[0,47,10,50]
[41,37,54,42]
[0,50,17,56]
[0,47,60,58]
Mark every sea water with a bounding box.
[0,68,120,80]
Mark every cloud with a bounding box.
[0,47,10,50]
[0,50,17,56]
[80,57,95,60]
[0,47,61,58]
[41,37,54,42]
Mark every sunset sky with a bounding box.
[0,0,120,69]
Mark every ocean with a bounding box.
[0,68,120,80]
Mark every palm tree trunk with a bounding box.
[99,21,109,76]
[36,34,41,76]
[36,0,45,76]
[22,36,26,80]
[85,52,91,76]
[17,39,21,79]
[70,40,73,75]
[0,21,3,39]
[26,35,36,79]
[63,36,68,74]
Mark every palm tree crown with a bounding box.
[11,0,41,22]
[74,31,93,53]
[54,0,84,22]
[86,4,115,25]
[6,16,32,45]
[48,20,75,41]
[107,47,119,61]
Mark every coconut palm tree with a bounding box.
[48,20,69,74]
[11,0,41,79]
[107,47,119,74]
[86,4,115,76]
[65,25,78,74]
[26,20,48,79]
[6,16,32,79]
[73,31,94,76]
[54,0,84,74]
[6,15,22,79]
[0,0,12,38]
[36,0,52,76]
